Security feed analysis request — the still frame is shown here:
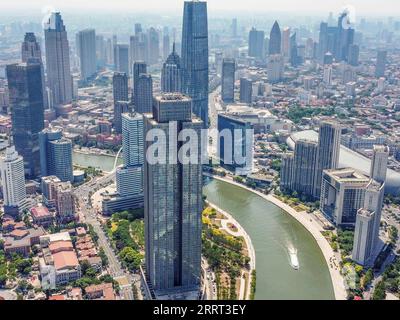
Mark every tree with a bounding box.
[372,280,386,300]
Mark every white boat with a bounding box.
[288,247,299,270]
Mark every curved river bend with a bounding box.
[73,152,335,300]
[203,177,335,300]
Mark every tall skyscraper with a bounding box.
[313,120,341,198]
[231,18,238,38]
[148,27,160,65]
[7,63,44,178]
[348,44,359,67]
[292,140,318,197]
[161,43,182,93]
[44,12,73,106]
[115,44,130,75]
[248,27,265,59]
[135,74,153,114]
[375,50,387,78]
[0,146,28,215]
[144,93,203,296]
[113,72,129,104]
[281,27,291,57]
[221,58,235,103]
[269,21,282,55]
[21,32,48,109]
[77,29,97,81]
[133,61,147,105]
[289,33,298,67]
[39,128,73,182]
[181,0,209,127]
[370,145,389,184]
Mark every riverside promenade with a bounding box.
[205,200,256,300]
[204,173,347,300]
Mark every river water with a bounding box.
[203,177,335,300]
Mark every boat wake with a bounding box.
[288,246,300,270]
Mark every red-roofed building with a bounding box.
[31,206,54,227]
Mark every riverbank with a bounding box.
[205,200,256,300]
[204,173,347,300]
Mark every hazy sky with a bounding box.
[1,0,400,16]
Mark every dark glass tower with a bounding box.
[7,63,45,178]
[181,0,209,127]
[269,21,281,55]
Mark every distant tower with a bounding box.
[112,72,129,104]
[221,58,235,103]
[370,145,389,184]
[181,0,209,126]
[0,146,28,215]
[77,29,97,81]
[269,21,281,55]
[148,27,160,65]
[7,63,45,178]
[135,74,153,114]
[133,61,147,105]
[21,32,48,109]
[239,78,253,104]
[248,27,265,59]
[44,12,73,106]
[115,44,130,75]
[375,50,387,78]
[161,43,182,93]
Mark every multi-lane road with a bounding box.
[75,171,135,300]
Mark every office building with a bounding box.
[7,63,45,178]
[240,78,253,104]
[221,59,235,103]
[39,128,73,182]
[55,182,75,224]
[122,112,144,167]
[44,12,73,105]
[0,146,28,215]
[161,43,182,93]
[112,72,129,104]
[281,27,291,57]
[114,101,131,134]
[144,93,203,296]
[41,175,61,208]
[320,168,370,226]
[218,113,254,176]
[181,0,209,126]
[348,44,359,67]
[76,29,97,81]
[21,32,48,109]
[267,54,284,83]
[148,27,160,65]
[135,74,153,114]
[163,33,171,61]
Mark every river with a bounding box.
[72,151,335,300]
[203,177,335,300]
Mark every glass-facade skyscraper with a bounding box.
[269,21,282,55]
[144,93,203,296]
[44,12,73,106]
[181,0,209,127]
[7,63,45,178]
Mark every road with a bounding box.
[75,171,135,300]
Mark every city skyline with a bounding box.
[1,0,400,16]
